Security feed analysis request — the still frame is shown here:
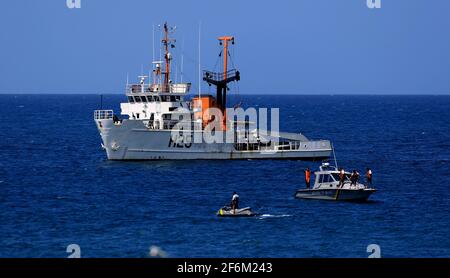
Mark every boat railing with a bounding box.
[275,140,305,151]
[234,139,330,152]
[126,83,191,94]
[94,110,113,120]
[203,69,240,83]
[282,140,331,151]
[145,119,203,130]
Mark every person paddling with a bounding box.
[230,192,239,213]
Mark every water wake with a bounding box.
[257,214,292,219]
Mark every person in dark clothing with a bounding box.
[231,192,239,210]
[366,168,373,187]
[350,170,359,186]
[338,168,345,188]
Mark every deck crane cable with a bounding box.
[207,50,222,95]
[213,50,222,72]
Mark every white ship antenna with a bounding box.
[152,23,155,84]
[175,62,178,84]
[198,21,202,99]
[181,35,184,83]
[332,143,338,169]
[159,24,162,87]
[152,24,155,63]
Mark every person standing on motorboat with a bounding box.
[366,168,373,188]
[231,192,239,210]
[304,167,311,189]
[338,167,345,188]
[350,170,360,187]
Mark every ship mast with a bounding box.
[203,36,240,128]
[219,36,233,81]
[161,22,176,91]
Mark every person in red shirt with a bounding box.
[304,167,311,189]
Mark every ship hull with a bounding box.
[295,188,376,201]
[95,119,332,160]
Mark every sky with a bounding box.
[0,0,449,95]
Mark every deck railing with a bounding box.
[127,83,191,94]
[94,110,113,120]
[234,140,329,152]
[203,69,239,83]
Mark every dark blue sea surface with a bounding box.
[0,94,449,258]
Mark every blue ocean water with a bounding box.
[0,94,449,258]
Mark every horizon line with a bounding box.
[0,93,449,96]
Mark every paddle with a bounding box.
[334,181,348,201]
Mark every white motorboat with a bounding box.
[295,163,376,201]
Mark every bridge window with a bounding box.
[170,96,176,102]
[146,96,154,102]
[128,96,135,103]
[134,96,141,103]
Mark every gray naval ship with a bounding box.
[94,23,332,160]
